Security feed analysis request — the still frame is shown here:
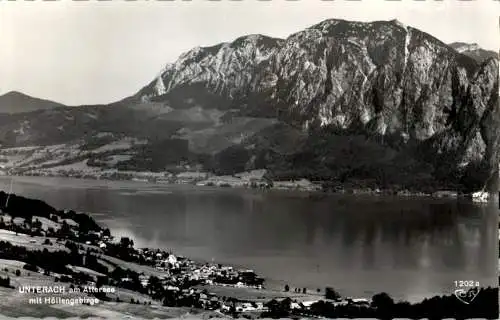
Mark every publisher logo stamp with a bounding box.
[453,281,481,305]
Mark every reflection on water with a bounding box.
[0,176,497,302]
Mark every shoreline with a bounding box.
[0,173,494,204]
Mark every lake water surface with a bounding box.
[0,176,497,303]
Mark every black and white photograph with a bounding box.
[0,0,498,319]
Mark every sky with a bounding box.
[0,0,498,106]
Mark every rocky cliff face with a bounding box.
[449,42,498,64]
[134,19,498,190]
[138,34,284,103]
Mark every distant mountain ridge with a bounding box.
[0,91,65,114]
[0,19,498,192]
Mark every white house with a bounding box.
[349,298,371,306]
[472,191,489,203]
[164,285,180,291]
[291,302,302,309]
[167,254,177,264]
[301,300,320,308]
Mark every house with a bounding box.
[301,300,320,308]
[236,302,257,312]
[165,285,180,292]
[433,190,458,198]
[472,191,489,203]
[176,172,208,180]
[255,302,265,310]
[63,219,78,227]
[199,293,208,299]
[12,217,25,225]
[167,254,177,264]
[273,179,319,191]
[88,230,101,237]
[347,298,371,307]
[331,300,349,306]
[291,302,302,309]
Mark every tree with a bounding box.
[214,145,250,175]
[280,298,292,311]
[120,237,133,249]
[103,228,111,237]
[59,220,72,237]
[0,276,10,288]
[23,264,38,272]
[284,284,290,292]
[33,218,42,229]
[325,287,341,300]
[371,292,394,310]
[302,287,307,294]
[15,269,20,277]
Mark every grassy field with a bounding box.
[68,265,106,278]
[99,255,170,278]
[31,216,60,231]
[0,259,26,269]
[0,229,68,252]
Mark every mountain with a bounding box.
[449,42,498,64]
[0,91,65,114]
[1,19,498,192]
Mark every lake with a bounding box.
[0,176,497,303]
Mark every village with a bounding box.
[0,196,377,318]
